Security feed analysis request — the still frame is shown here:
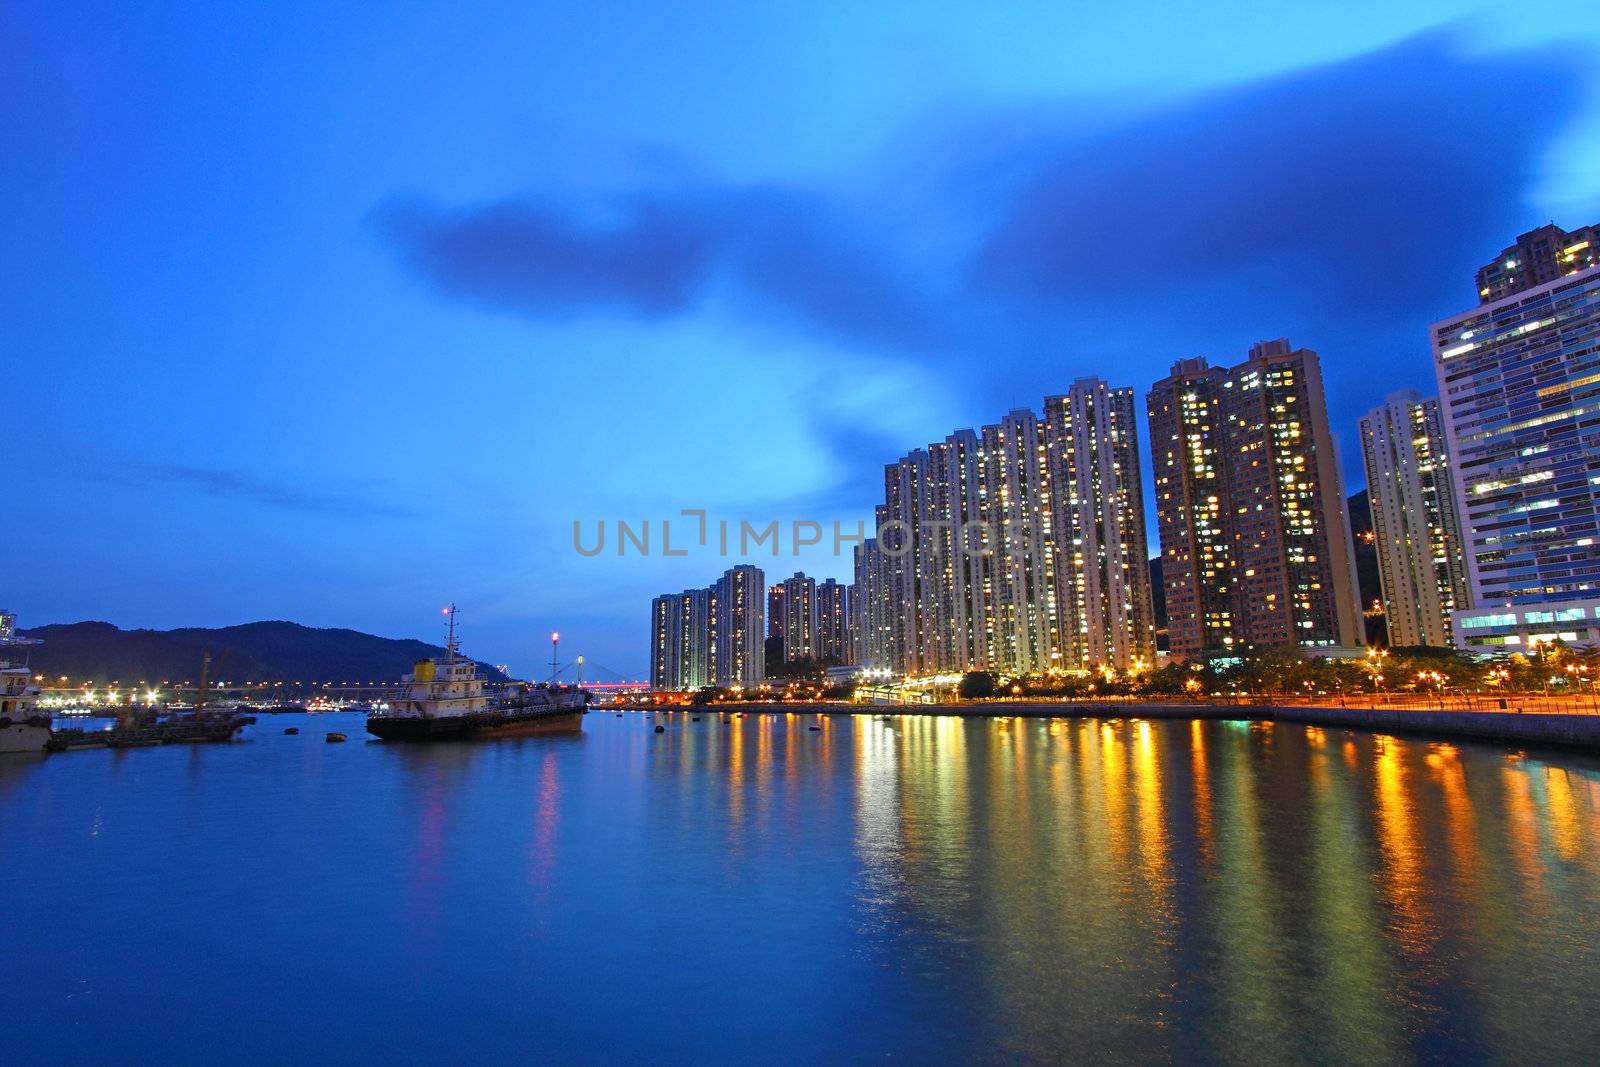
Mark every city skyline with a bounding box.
[9,5,1600,676]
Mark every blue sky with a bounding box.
[6,2,1599,676]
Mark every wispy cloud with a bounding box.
[117,464,420,519]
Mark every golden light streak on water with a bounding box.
[1373,738,1437,959]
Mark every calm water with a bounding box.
[3,711,1599,1064]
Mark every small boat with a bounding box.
[326,732,347,743]
[284,726,300,735]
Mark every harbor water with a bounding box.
[3,711,1599,1063]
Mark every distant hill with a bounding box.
[15,620,509,685]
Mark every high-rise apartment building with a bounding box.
[766,586,785,645]
[776,572,817,663]
[863,378,1155,677]
[1146,341,1364,657]
[851,535,891,670]
[650,594,680,690]
[1225,341,1364,649]
[712,564,766,689]
[1358,391,1470,647]
[1045,380,1157,669]
[675,587,712,688]
[1474,222,1600,304]
[1147,358,1236,657]
[650,567,764,691]
[1433,253,1600,650]
[814,578,851,664]
[648,587,713,690]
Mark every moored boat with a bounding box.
[366,606,586,742]
[0,610,49,755]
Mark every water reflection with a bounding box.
[6,713,1600,1063]
[843,716,1600,1063]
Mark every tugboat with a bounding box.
[365,606,586,741]
[0,610,49,755]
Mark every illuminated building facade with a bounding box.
[1045,380,1156,670]
[711,564,766,689]
[1358,390,1470,647]
[1474,222,1600,304]
[1147,358,1236,657]
[814,578,851,664]
[865,378,1154,677]
[851,534,891,670]
[1222,340,1364,649]
[1433,258,1600,650]
[766,586,784,642]
[777,572,817,662]
[1147,341,1364,656]
[651,567,764,690]
[675,587,711,688]
[649,594,679,690]
[648,587,712,690]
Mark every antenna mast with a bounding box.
[444,604,459,664]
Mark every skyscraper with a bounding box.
[712,564,766,689]
[814,578,851,664]
[851,535,891,670]
[863,378,1154,677]
[1146,341,1364,657]
[766,585,785,636]
[1474,222,1600,304]
[1147,358,1236,658]
[676,587,712,688]
[1224,341,1363,649]
[777,572,817,663]
[1433,253,1600,650]
[1045,379,1157,670]
[649,594,681,691]
[649,587,713,690]
[1358,390,1470,647]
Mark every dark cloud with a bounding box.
[379,196,720,319]
[970,30,1582,323]
[378,185,948,350]
[378,31,1590,500]
[124,465,419,519]
[381,32,1585,358]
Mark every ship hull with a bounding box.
[0,721,51,755]
[45,714,256,752]
[365,707,584,741]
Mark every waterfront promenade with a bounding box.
[680,696,1600,753]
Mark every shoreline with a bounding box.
[698,701,1600,754]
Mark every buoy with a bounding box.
[325,732,347,743]
[808,725,821,732]
[284,727,299,735]
[654,724,665,733]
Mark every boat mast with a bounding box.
[549,632,559,683]
[444,604,459,665]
